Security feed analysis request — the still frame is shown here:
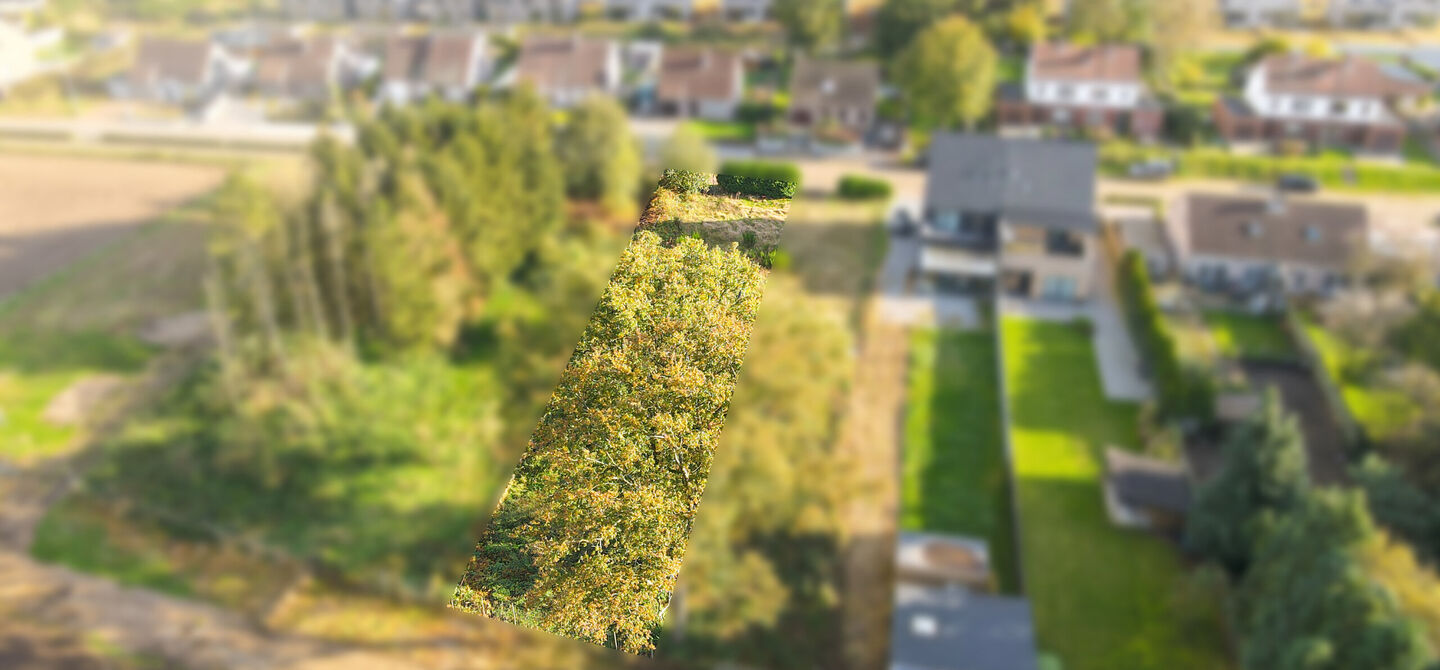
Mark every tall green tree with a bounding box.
[893,16,998,130]
[874,0,957,60]
[659,124,719,175]
[556,95,643,215]
[1004,2,1047,46]
[1237,489,1436,670]
[1146,0,1217,93]
[1066,0,1149,43]
[1354,455,1440,564]
[1185,391,1311,576]
[773,0,843,53]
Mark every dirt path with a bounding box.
[838,306,908,670]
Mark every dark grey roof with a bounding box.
[890,584,1040,670]
[1105,448,1191,514]
[925,134,1098,232]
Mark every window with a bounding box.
[1094,87,1109,103]
[1040,275,1078,300]
[1057,85,1074,101]
[1303,225,1322,243]
[935,211,960,233]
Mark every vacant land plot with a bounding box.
[1002,318,1233,670]
[1204,311,1296,361]
[0,154,223,299]
[902,329,1017,593]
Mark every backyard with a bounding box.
[1002,318,1233,670]
[901,328,1016,593]
[1203,310,1296,361]
[1302,320,1422,442]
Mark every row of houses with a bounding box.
[280,0,772,24]
[916,134,1375,302]
[1218,0,1440,29]
[997,41,1434,157]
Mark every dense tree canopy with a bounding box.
[1185,391,1310,576]
[874,0,957,60]
[773,0,842,53]
[893,16,997,130]
[556,95,643,215]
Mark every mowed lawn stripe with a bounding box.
[1001,318,1233,670]
[901,329,1017,593]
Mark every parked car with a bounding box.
[1276,173,1319,194]
[892,208,916,236]
[1126,158,1175,180]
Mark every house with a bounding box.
[0,0,44,15]
[1329,0,1440,27]
[654,47,743,120]
[0,21,37,94]
[281,0,349,21]
[721,0,769,21]
[996,42,1163,142]
[920,134,1100,301]
[1218,0,1309,26]
[411,0,481,21]
[378,32,490,104]
[252,36,356,101]
[125,37,244,105]
[603,0,691,20]
[513,34,620,108]
[1102,447,1192,533]
[888,532,1040,670]
[1214,53,1430,155]
[1166,192,1369,295]
[480,0,580,22]
[787,56,879,142]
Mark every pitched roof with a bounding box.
[789,56,878,110]
[1258,53,1431,99]
[130,37,213,87]
[1105,447,1191,514]
[423,32,482,88]
[515,34,613,92]
[1183,193,1369,271]
[890,585,1041,670]
[253,36,339,93]
[656,47,741,102]
[925,134,1098,231]
[1031,42,1142,83]
[382,34,427,82]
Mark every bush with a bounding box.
[736,101,780,124]
[1117,251,1214,421]
[658,168,710,194]
[717,161,801,199]
[836,174,893,200]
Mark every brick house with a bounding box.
[996,42,1163,142]
[1213,53,1431,156]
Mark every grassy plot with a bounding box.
[1002,318,1233,670]
[901,329,1017,593]
[1203,310,1296,361]
[1302,322,1421,441]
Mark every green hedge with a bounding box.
[717,160,800,199]
[1098,143,1440,194]
[837,174,893,200]
[1117,251,1214,421]
[658,168,709,194]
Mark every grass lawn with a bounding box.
[1169,50,1243,108]
[683,119,756,143]
[1203,311,1296,361]
[901,329,1017,593]
[1099,141,1440,193]
[1302,322,1421,441]
[1002,318,1233,670]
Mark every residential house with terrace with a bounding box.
[888,532,1040,670]
[786,56,879,144]
[1213,53,1431,156]
[1330,0,1440,26]
[996,42,1162,142]
[253,36,369,101]
[481,0,580,22]
[920,134,1100,301]
[721,0,769,21]
[1165,192,1370,296]
[123,36,247,105]
[513,34,621,108]
[653,46,743,120]
[1218,0,1315,26]
[379,31,491,105]
[603,0,691,20]
[281,0,348,21]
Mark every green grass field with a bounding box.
[683,119,756,143]
[1302,322,1421,441]
[901,329,1017,593]
[1002,318,1233,670]
[1203,311,1296,361]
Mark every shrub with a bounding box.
[717,161,800,199]
[658,168,710,194]
[837,174,893,200]
[1117,250,1214,422]
[736,101,780,124]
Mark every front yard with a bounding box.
[1002,318,1233,670]
[901,328,1017,593]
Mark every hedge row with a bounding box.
[659,168,710,194]
[1098,143,1440,194]
[1117,251,1214,421]
[837,174,893,200]
[717,160,800,199]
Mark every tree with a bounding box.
[1004,2,1047,46]
[1390,290,1440,375]
[893,16,998,130]
[1066,0,1148,43]
[1146,0,1216,93]
[874,0,956,60]
[659,124,718,175]
[556,95,643,215]
[1237,489,1435,670]
[773,0,842,53]
[1185,391,1310,576]
[1355,455,1440,563]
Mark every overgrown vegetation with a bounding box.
[837,174,894,201]
[717,160,801,199]
[1117,251,1214,421]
